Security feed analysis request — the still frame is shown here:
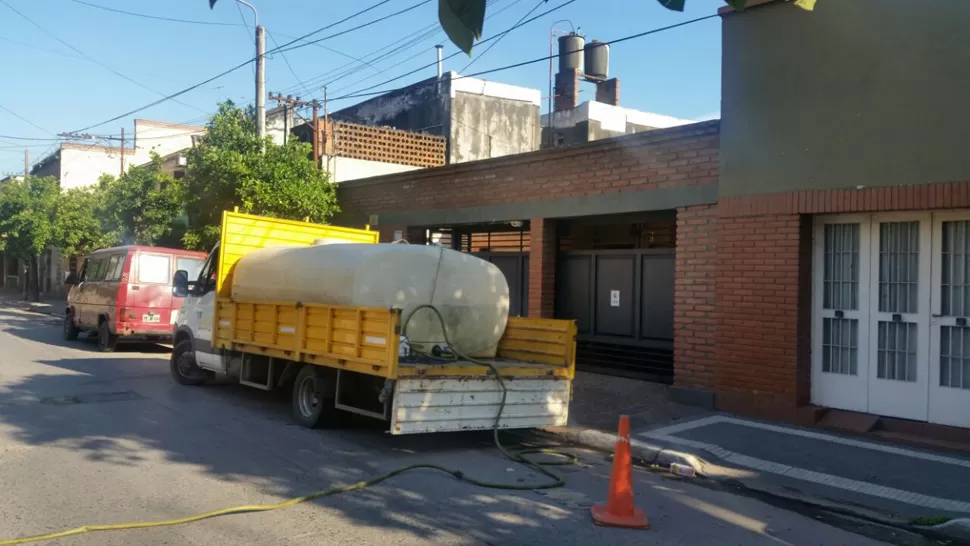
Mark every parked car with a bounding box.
[64,245,207,351]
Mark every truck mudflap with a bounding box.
[389,377,570,435]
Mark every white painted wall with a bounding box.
[323,155,420,183]
[541,100,693,131]
[59,146,126,190]
[133,120,204,159]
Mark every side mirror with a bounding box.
[65,273,79,285]
[172,270,189,298]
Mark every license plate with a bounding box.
[142,313,161,323]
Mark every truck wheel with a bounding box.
[292,366,335,429]
[98,321,118,352]
[63,311,79,341]
[170,340,210,386]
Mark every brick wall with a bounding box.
[713,213,810,418]
[324,121,446,168]
[338,121,719,218]
[528,218,556,318]
[674,204,717,390]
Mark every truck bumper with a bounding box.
[389,377,570,435]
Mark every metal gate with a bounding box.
[473,252,529,317]
[556,249,675,381]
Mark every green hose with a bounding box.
[0,305,575,545]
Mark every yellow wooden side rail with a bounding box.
[215,299,401,379]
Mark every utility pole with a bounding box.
[120,127,125,174]
[256,24,266,140]
[23,149,28,179]
[269,92,321,168]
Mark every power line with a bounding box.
[333,0,578,99]
[275,1,433,55]
[266,30,313,98]
[69,0,243,26]
[65,0,413,133]
[460,0,547,73]
[0,135,62,142]
[0,0,208,115]
[0,104,56,136]
[331,14,718,103]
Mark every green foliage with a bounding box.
[182,101,338,250]
[54,186,116,256]
[98,152,184,246]
[0,176,61,258]
[439,0,486,56]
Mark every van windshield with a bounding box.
[176,257,205,281]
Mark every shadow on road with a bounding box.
[0,307,867,546]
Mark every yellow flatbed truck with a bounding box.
[170,210,577,434]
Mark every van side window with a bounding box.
[88,258,107,281]
[104,255,124,282]
[137,254,172,284]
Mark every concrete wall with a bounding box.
[322,155,420,183]
[449,91,540,162]
[266,106,294,146]
[133,120,203,159]
[332,73,541,164]
[542,101,692,148]
[720,0,970,197]
[59,145,130,190]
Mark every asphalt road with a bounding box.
[0,305,896,546]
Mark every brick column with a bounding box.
[674,205,717,392]
[528,218,556,318]
[713,213,810,420]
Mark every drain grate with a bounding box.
[41,390,143,405]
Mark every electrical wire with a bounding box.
[0,105,55,136]
[266,30,313,98]
[332,13,718,103]
[64,0,413,133]
[331,0,578,98]
[460,0,548,73]
[234,1,257,77]
[274,0,433,55]
[0,0,209,116]
[69,0,243,26]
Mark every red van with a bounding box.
[64,246,207,351]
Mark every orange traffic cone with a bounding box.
[591,415,650,529]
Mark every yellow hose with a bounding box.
[0,305,575,545]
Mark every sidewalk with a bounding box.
[547,370,970,543]
[0,291,64,317]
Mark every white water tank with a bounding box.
[230,244,511,358]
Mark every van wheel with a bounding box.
[63,312,79,341]
[98,321,118,352]
[292,366,336,429]
[170,340,210,386]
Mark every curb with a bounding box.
[543,425,970,545]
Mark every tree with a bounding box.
[53,186,117,257]
[97,153,185,246]
[0,176,61,301]
[182,101,338,250]
[208,0,815,56]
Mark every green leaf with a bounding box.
[656,0,687,11]
[725,0,747,10]
[793,0,816,10]
[439,0,486,56]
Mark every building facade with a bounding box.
[335,0,970,435]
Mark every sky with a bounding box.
[0,0,722,175]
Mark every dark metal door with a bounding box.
[557,249,676,381]
[473,252,529,317]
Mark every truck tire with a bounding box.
[63,311,79,341]
[291,366,336,429]
[170,340,211,386]
[98,320,118,352]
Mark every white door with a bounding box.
[812,216,871,412]
[929,214,970,428]
[866,215,930,421]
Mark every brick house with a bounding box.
[336,0,970,433]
